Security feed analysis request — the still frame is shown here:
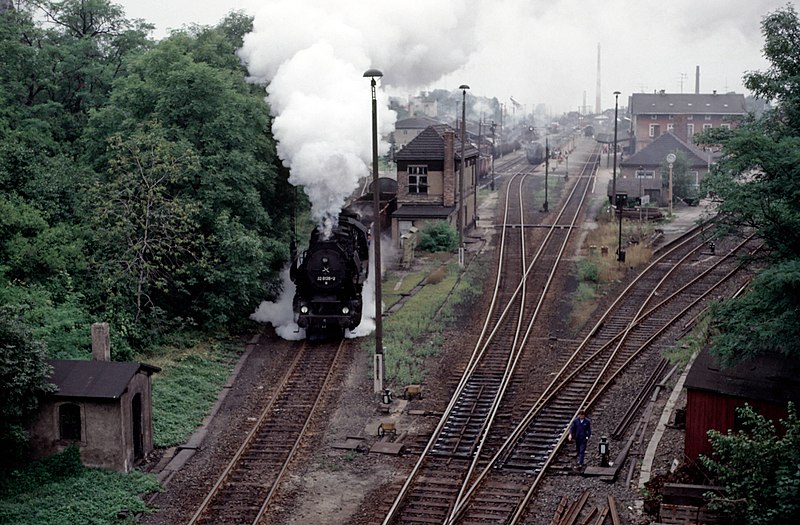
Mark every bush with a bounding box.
[417,221,458,253]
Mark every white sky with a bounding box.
[115,0,790,114]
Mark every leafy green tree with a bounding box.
[91,123,202,326]
[0,309,55,469]
[709,260,800,363]
[697,5,800,362]
[418,221,458,253]
[82,25,291,330]
[701,403,800,525]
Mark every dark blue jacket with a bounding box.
[569,416,592,442]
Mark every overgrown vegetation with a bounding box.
[0,447,160,525]
[377,259,484,386]
[701,403,800,525]
[417,221,458,253]
[697,5,800,363]
[147,340,239,447]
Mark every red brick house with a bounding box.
[629,92,746,154]
[391,124,479,247]
[611,131,713,206]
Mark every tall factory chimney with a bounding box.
[695,65,700,94]
[595,43,601,114]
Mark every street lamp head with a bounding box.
[613,90,621,95]
[459,84,470,91]
[363,68,383,79]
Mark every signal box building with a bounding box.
[391,124,479,248]
[28,323,159,472]
[683,346,800,461]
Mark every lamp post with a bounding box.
[364,68,384,394]
[543,137,549,212]
[458,84,469,267]
[611,91,620,212]
[666,153,676,217]
[490,120,496,190]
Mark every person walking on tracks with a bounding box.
[568,409,592,468]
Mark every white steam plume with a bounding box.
[241,0,478,338]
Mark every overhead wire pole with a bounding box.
[458,84,469,268]
[364,68,384,395]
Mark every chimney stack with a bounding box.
[443,129,455,207]
[695,65,700,94]
[91,322,110,361]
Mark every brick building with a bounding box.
[628,92,746,154]
[391,124,479,247]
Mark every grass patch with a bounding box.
[0,447,160,525]
[375,258,484,386]
[145,339,239,448]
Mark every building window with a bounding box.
[721,123,731,130]
[705,115,712,120]
[635,169,656,179]
[668,114,674,120]
[651,115,657,119]
[59,403,81,441]
[687,123,694,138]
[703,123,712,131]
[649,124,660,137]
[687,115,694,120]
[408,175,428,193]
[667,123,675,132]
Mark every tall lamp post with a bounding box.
[458,84,469,267]
[666,153,676,217]
[364,68,384,395]
[611,91,620,212]
[612,90,625,263]
[490,120,496,190]
[543,137,549,212]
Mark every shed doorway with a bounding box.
[132,393,143,461]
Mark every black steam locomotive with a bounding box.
[290,209,370,339]
[525,141,547,165]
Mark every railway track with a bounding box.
[380,139,602,525]
[187,340,346,525]
[442,231,759,524]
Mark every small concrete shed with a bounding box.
[28,323,160,472]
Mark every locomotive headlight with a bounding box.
[300,306,309,314]
[341,306,350,315]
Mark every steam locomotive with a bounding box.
[525,141,547,165]
[290,209,370,339]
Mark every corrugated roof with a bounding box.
[395,124,479,162]
[622,132,711,168]
[684,347,800,405]
[630,92,746,115]
[47,359,160,400]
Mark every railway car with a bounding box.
[290,209,370,339]
[525,141,547,165]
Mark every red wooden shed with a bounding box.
[684,347,800,461]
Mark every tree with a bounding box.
[701,403,800,525]
[82,25,291,330]
[698,5,800,362]
[0,308,55,469]
[92,123,202,325]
